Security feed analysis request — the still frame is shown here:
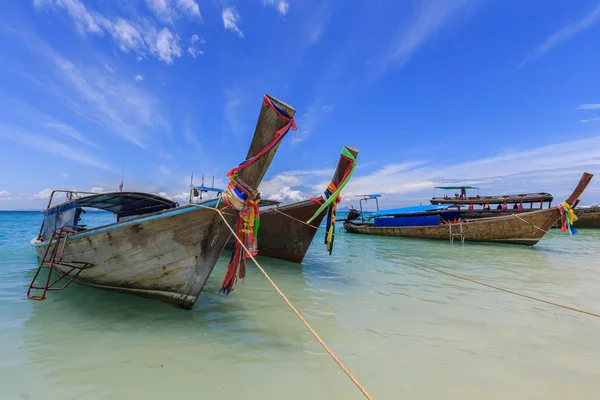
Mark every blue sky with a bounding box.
[1,0,599,210]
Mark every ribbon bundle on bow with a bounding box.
[219,95,296,295]
[557,201,579,235]
[307,146,357,255]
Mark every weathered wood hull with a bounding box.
[255,200,325,263]
[452,207,600,229]
[32,206,239,309]
[344,208,561,245]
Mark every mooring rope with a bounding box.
[196,204,373,400]
[274,208,600,319]
[513,214,597,253]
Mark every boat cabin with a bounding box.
[430,186,554,210]
[368,205,461,227]
[37,190,178,241]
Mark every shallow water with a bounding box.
[1,211,600,399]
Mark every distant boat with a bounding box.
[429,185,600,229]
[187,146,358,263]
[572,204,600,228]
[28,94,296,309]
[254,146,358,263]
[344,172,593,245]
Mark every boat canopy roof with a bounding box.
[371,204,452,217]
[46,192,178,217]
[356,194,382,199]
[435,186,478,190]
[194,185,223,192]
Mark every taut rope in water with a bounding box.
[195,204,374,400]
[274,209,600,319]
[513,214,598,253]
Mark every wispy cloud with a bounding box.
[0,124,113,171]
[262,136,600,207]
[12,30,169,147]
[187,34,205,57]
[303,1,331,46]
[264,0,290,15]
[43,122,99,147]
[377,0,478,77]
[577,103,600,110]
[35,0,188,64]
[580,117,600,123]
[222,7,243,37]
[146,0,201,23]
[520,2,600,68]
[0,191,10,198]
[224,89,248,134]
[293,98,335,145]
[135,74,144,82]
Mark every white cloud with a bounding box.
[172,191,189,203]
[577,104,600,110]
[34,189,53,199]
[61,172,69,178]
[146,0,201,22]
[104,63,114,73]
[0,191,10,198]
[222,7,244,37]
[264,0,289,15]
[268,186,306,203]
[580,117,600,123]
[35,0,186,64]
[176,0,201,20]
[90,187,104,193]
[157,191,171,199]
[154,28,183,64]
[187,34,205,57]
[378,0,477,76]
[520,3,600,68]
[135,74,144,82]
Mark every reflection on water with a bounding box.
[1,211,600,399]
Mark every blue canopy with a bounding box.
[195,185,223,192]
[371,204,452,217]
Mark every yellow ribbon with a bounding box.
[561,201,578,224]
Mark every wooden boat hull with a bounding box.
[451,207,600,229]
[255,200,325,263]
[31,206,239,309]
[344,208,561,245]
[235,146,358,263]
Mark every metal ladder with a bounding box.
[449,222,465,244]
[27,226,94,301]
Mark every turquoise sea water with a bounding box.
[1,210,600,399]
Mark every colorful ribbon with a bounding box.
[307,146,357,255]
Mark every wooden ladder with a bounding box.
[449,222,465,244]
[27,226,94,301]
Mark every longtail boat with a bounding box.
[28,94,296,309]
[254,146,358,263]
[429,185,600,229]
[344,172,593,245]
